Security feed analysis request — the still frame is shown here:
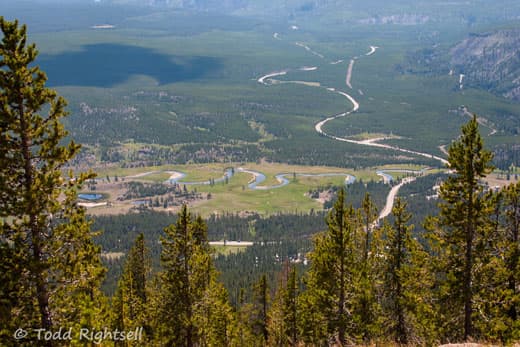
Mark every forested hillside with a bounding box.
[450,30,520,102]
[97,123,520,345]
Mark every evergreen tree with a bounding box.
[252,274,269,345]
[0,18,106,345]
[153,205,203,346]
[112,233,151,345]
[355,192,380,342]
[361,192,378,262]
[268,264,298,347]
[283,266,298,346]
[381,198,435,345]
[152,205,235,346]
[476,182,520,342]
[427,115,494,341]
[234,288,262,347]
[502,182,520,329]
[300,188,360,345]
[385,198,412,344]
[198,278,236,346]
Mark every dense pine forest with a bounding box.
[1,17,520,346]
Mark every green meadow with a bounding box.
[87,161,431,216]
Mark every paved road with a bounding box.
[258,40,449,221]
[377,176,417,221]
[209,241,254,246]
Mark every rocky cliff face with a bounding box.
[450,29,520,101]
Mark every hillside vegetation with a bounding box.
[451,29,520,102]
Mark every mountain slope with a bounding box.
[450,29,520,101]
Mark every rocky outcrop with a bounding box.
[450,29,520,101]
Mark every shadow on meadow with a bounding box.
[39,43,223,87]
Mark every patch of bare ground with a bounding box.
[100,252,125,261]
[237,210,258,218]
[484,172,518,190]
[81,179,205,216]
[393,155,418,161]
[315,190,334,205]
[305,188,334,207]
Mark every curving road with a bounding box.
[257,70,287,84]
[258,37,450,219]
[257,56,448,167]
[377,176,416,221]
[346,59,355,89]
[365,46,379,56]
[295,42,325,59]
[121,40,450,220]
[461,106,497,136]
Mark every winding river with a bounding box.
[124,166,425,225]
[127,167,419,194]
[236,168,356,190]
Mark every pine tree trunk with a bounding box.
[262,277,268,343]
[463,197,474,340]
[396,223,406,345]
[338,221,346,346]
[464,228,473,340]
[20,103,53,338]
[338,262,345,345]
[185,224,193,347]
[508,193,519,320]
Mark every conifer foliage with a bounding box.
[0,18,106,345]
[428,115,494,341]
[268,264,298,347]
[112,233,151,345]
[500,182,520,340]
[381,198,434,345]
[300,188,362,346]
[477,181,520,342]
[151,205,236,346]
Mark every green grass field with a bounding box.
[211,245,249,256]
[85,162,436,216]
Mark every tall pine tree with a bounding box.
[152,204,236,346]
[300,188,361,346]
[153,205,204,346]
[355,192,380,342]
[0,18,106,345]
[502,182,520,333]
[252,274,270,345]
[476,182,520,342]
[268,264,298,347]
[384,198,412,344]
[112,233,151,345]
[427,115,494,341]
[381,198,435,344]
